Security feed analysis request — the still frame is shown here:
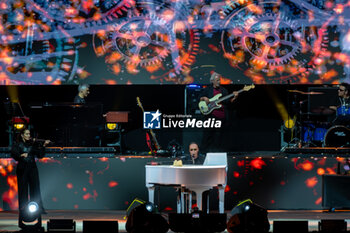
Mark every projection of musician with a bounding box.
[11,128,50,218]
[329,83,350,126]
[199,72,239,152]
[74,84,90,104]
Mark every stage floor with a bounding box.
[0,210,349,232]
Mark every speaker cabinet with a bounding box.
[47,219,76,232]
[83,220,118,233]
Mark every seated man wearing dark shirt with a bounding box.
[74,84,90,104]
[184,142,205,165]
[329,82,350,126]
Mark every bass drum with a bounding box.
[324,125,350,147]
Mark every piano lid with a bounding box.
[203,153,227,167]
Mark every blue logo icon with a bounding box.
[144,110,161,129]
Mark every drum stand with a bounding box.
[282,96,313,149]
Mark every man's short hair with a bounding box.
[189,142,199,148]
[78,84,90,92]
[340,82,350,93]
[210,72,220,82]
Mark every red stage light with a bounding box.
[108,181,118,188]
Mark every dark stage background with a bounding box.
[1,84,330,151]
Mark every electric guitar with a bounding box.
[136,97,161,152]
[198,84,255,115]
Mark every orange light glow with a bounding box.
[111,64,121,75]
[162,10,174,21]
[220,76,232,85]
[305,176,318,188]
[98,158,109,162]
[105,79,117,85]
[145,63,162,73]
[317,168,325,176]
[326,168,336,174]
[106,52,122,64]
[321,69,337,81]
[315,197,322,205]
[208,44,220,53]
[334,4,344,14]
[298,160,314,171]
[46,75,53,82]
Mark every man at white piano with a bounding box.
[180,142,210,212]
[200,72,239,152]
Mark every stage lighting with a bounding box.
[28,202,39,214]
[106,123,118,130]
[105,111,128,131]
[12,116,30,131]
[244,204,250,212]
[284,119,295,129]
[227,199,269,233]
[125,201,169,233]
[14,123,25,130]
[145,202,154,212]
[19,201,44,232]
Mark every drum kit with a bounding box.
[286,90,350,148]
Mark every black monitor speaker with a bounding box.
[47,219,76,232]
[319,219,347,232]
[273,220,308,233]
[169,212,227,233]
[83,220,118,233]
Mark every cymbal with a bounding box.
[288,90,324,95]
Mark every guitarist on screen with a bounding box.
[199,72,239,152]
[200,72,240,119]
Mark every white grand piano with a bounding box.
[145,153,227,213]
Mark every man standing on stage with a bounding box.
[200,72,239,152]
[11,128,50,222]
[74,84,90,104]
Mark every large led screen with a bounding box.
[0,0,349,84]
